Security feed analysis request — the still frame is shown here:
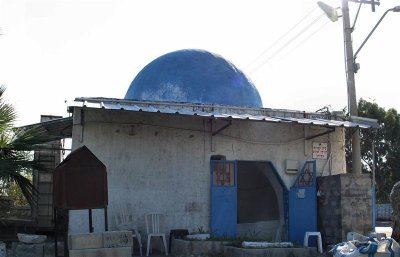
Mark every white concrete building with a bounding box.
[26,49,373,244]
[66,98,368,243]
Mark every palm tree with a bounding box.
[0,85,47,206]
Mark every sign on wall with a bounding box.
[312,142,328,159]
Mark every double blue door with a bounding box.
[210,160,317,241]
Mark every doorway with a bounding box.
[236,161,286,240]
[210,160,286,239]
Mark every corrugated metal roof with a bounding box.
[68,97,372,129]
[17,117,73,143]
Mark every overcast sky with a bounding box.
[1,0,399,126]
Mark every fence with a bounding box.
[376,203,392,221]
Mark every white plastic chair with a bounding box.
[113,204,143,256]
[145,213,168,256]
[303,231,323,254]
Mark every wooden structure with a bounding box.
[53,145,108,257]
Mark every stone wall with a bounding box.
[317,174,342,246]
[317,174,372,245]
[341,174,373,240]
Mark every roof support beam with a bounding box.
[212,119,232,136]
[305,127,336,140]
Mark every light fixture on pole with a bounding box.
[318,0,362,174]
[318,1,400,175]
[353,5,400,73]
[317,2,339,22]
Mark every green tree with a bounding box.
[346,99,400,203]
[0,86,47,206]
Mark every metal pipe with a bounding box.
[54,208,58,257]
[89,209,93,233]
[372,137,376,230]
[354,7,398,60]
[104,207,108,231]
[351,3,363,31]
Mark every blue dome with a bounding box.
[124,49,263,108]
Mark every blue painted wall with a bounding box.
[125,49,263,108]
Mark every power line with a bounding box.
[244,6,318,71]
[274,19,330,64]
[248,13,325,75]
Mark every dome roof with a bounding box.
[124,49,263,108]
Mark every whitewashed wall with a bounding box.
[68,107,346,235]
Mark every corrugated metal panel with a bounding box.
[69,98,372,129]
[17,117,73,142]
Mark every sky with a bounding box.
[0,0,399,126]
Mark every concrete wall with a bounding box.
[317,174,372,245]
[69,107,347,235]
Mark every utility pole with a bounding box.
[342,0,362,175]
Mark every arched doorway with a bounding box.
[210,160,287,239]
[236,161,286,240]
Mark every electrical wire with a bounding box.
[249,13,325,75]
[274,20,331,64]
[244,6,319,71]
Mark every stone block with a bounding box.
[223,246,317,257]
[0,242,5,257]
[14,243,44,257]
[171,238,227,256]
[69,247,131,257]
[102,231,133,248]
[17,233,47,244]
[68,233,103,250]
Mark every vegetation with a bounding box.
[0,86,48,207]
[345,98,400,203]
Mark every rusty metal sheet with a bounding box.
[53,145,108,210]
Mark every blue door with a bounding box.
[288,161,317,244]
[211,160,237,238]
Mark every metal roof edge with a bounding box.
[68,97,373,129]
[70,97,332,118]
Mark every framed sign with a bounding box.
[312,142,328,159]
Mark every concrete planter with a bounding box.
[172,239,319,257]
[224,245,318,257]
[172,238,228,257]
[186,233,211,240]
[17,233,47,244]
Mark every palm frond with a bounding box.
[0,86,45,207]
[0,158,39,206]
[0,85,6,97]
[11,127,49,151]
[0,101,16,134]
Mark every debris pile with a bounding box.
[330,232,399,257]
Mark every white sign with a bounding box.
[312,142,328,159]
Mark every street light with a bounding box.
[353,6,400,72]
[318,1,400,174]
